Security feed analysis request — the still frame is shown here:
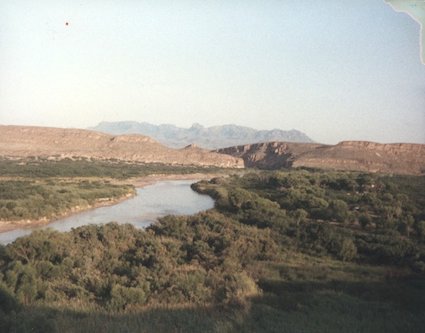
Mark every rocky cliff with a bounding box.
[217,142,321,169]
[217,140,425,175]
[0,125,244,168]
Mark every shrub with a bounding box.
[338,239,357,261]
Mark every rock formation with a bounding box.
[217,141,425,175]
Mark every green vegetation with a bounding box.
[0,157,229,222]
[0,180,134,221]
[0,157,226,179]
[0,168,424,332]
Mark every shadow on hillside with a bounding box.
[0,302,242,333]
[1,278,425,333]
[257,277,425,313]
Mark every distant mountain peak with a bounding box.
[89,121,314,149]
[190,123,204,129]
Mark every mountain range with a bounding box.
[89,121,313,149]
[1,124,424,175]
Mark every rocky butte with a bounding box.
[217,140,425,175]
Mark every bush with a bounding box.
[338,239,357,261]
[108,285,147,310]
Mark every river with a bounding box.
[0,179,214,245]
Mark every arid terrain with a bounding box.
[0,125,243,168]
[217,140,425,175]
[1,125,424,175]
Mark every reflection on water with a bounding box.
[0,180,214,245]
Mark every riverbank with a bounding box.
[125,172,223,188]
[0,191,135,233]
[0,173,222,234]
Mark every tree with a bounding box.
[329,200,349,223]
[338,239,357,261]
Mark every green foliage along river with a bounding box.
[0,163,424,332]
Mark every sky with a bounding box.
[0,0,424,144]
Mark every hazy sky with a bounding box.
[0,0,424,144]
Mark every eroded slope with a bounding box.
[217,140,425,175]
[0,125,244,168]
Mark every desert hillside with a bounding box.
[217,140,425,175]
[1,125,424,175]
[0,125,244,168]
